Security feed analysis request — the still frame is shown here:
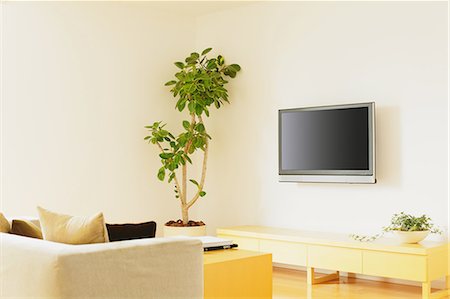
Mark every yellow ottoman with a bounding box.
[204,249,272,298]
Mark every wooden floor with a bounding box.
[273,267,448,299]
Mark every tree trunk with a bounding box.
[181,204,189,225]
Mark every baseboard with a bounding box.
[272,263,446,289]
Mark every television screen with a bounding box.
[278,102,375,183]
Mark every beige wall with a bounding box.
[1,2,200,231]
[2,2,448,237]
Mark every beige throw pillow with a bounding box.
[0,213,10,233]
[37,206,107,245]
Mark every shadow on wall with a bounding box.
[376,105,402,186]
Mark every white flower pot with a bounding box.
[393,230,430,244]
[163,225,207,237]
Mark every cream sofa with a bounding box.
[1,232,203,298]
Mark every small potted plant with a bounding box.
[383,212,441,244]
[351,212,441,243]
[145,48,241,236]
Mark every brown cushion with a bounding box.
[106,221,156,242]
[10,219,43,239]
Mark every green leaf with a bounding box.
[188,84,197,93]
[194,137,203,148]
[228,64,241,72]
[217,55,225,66]
[175,72,185,80]
[195,123,205,133]
[182,120,190,130]
[168,173,175,183]
[159,153,174,159]
[174,62,185,69]
[197,84,205,92]
[185,155,192,164]
[185,57,196,64]
[144,136,151,140]
[165,80,177,86]
[157,167,165,181]
[178,135,187,147]
[228,71,236,78]
[191,52,200,60]
[188,101,196,113]
[201,48,212,55]
[199,191,206,197]
[206,59,217,70]
[195,105,203,116]
[189,179,199,186]
[177,99,187,112]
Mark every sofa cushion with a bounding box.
[106,221,156,242]
[10,219,43,239]
[37,206,107,245]
[0,213,10,233]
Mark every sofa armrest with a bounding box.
[1,233,203,298]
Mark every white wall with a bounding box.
[195,2,449,237]
[2,2,448,238]
[1,2,202,230]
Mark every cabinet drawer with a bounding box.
[363,251,426,281]
[260,239,307,266]
[308,245,362,273]
[217,234,259,251]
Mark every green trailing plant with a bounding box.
[145,48,241,226]
[350,212,441,242]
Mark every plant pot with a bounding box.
[163,224,207,237]
[393,230,430,244]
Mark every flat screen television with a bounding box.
[278,102,375,183]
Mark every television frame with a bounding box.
[278,102,376,184]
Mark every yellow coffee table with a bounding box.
[203,249,272,298]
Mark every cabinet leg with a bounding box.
[306,284,312,299]
[307,267,339,285]
[307,267,315,285]
[422,282,431,299]
[423,277,450,299]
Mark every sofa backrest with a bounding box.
[1,233,204,298]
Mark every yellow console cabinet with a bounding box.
[218,225,450,299]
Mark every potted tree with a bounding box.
[145,48,241,236]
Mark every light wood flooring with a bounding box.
[273,267,448,299]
